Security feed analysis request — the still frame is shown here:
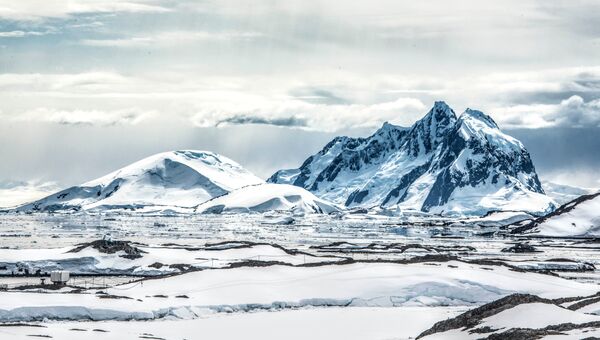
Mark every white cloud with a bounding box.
[493,95,600,129]
[11,107,155,126]
[0,180,59,208]
[0,72,141,93]
[473,66,600,95]
[0,30,51,37]
[80,30,263,47]
[0,1,170,21]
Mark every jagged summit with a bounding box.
[462,108,499,129]
[431,100,456,118]
[269,101,556,216]
[404,101,457,157]
[424,101,457,127]
[380,121,397,129]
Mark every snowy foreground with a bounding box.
[1,212,600,339]
[0,307,462,340]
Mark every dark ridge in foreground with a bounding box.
[486,321,600,340]
[69,239,146,259]
[511,192,600,234]
[417,292,600,339]
[416,294,553,339]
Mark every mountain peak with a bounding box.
[422,101,457,127]
[377,121,407,134]
[270,99,554,216]
[432,100,455,115]
[433,100,451,109]
[404,101,457,156]
[381,121,394,129]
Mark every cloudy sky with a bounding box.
[1,0,600,206]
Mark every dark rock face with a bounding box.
[269,102,554,215]
[382,162,431,206]
[404,102,457,157]
[345,189,369,206]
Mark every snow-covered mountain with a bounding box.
[17,150,264,212]
[269,101,556,216]
[197,183,339,214]
[512,192,600,236]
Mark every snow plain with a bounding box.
[197,183,339,214]
[0,307,463,340]
[1,211,600,339]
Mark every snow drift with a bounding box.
[197,183,339,214]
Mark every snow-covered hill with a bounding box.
[542,180,598,205]
[17,150,264,212]
[512,192,600,236]
[269,101,556,216]
[419,293,600,339]
[197,183,339,214]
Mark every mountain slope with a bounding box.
[512,192,600,236]
[197,183,339,214]
[17,150,264,212]
[542,181,598,205]
[269,101,556,216]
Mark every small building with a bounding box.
[50,271,70,285]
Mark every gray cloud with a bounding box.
[494,95,600,129]
[0,180,29,189]
[509,127,600,187]
[215,115,309,128]
[490,67,600,105]
[548,96,600,127]
[189,97,426,131]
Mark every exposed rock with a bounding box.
[501,243,539,253]
[69,239,145,259]
[512,192,600,234]
[416,294,553,338]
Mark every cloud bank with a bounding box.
[0,180,59,208]
[10,107,154,126]
[1,67,600,131]
[497,96,600,129]
[0,1,170,21]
